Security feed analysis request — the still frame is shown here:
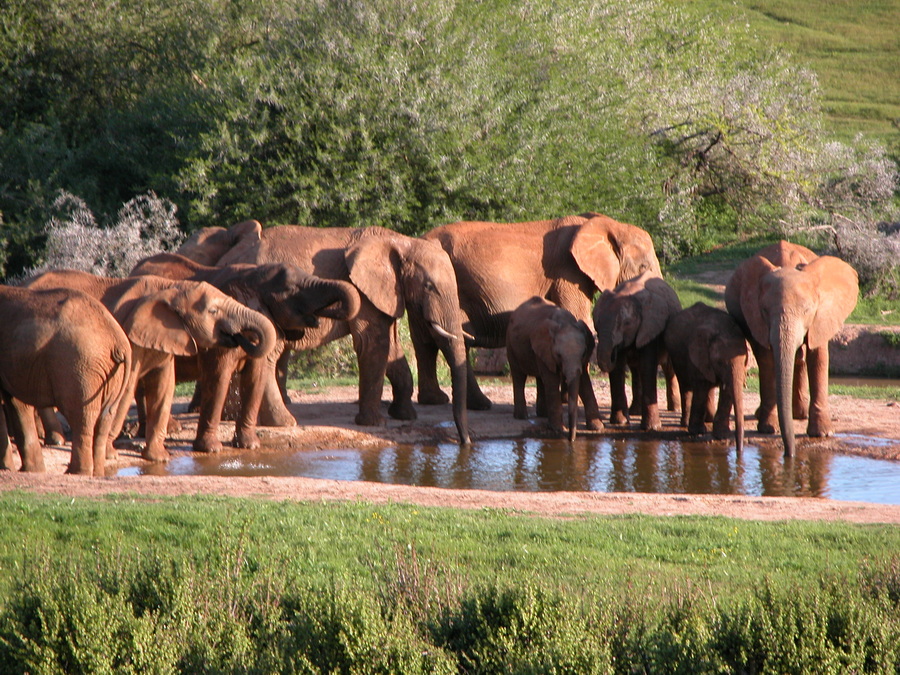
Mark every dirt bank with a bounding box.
[2,381,899,523]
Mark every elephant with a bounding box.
[593,271,682,431]
[25,271,277,460]
[664,302,748,453]
[724,240,858,457]
[506,297,600,441]
[0,286,131,475]
[130,252,361,452]
[420,213,661,415]
[175,221,471,444]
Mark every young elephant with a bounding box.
[593,271,682,430]
[506,297,601,441]
[664,303,748,453]
[0,286,131,475]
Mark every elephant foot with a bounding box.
[467,390,493,411]
[418,389,450,406]
[712,424,731,441]
[233,427,261,450]
[641,420,663,432]
[388,399,417,421]
[628,402,641,416]
[167,417,183,434]
[513,409,529,420]
[259,404,297,428]
[193,434,223,453]
[806,419,834,438]
[142,444,172,463]
[355,409,387,427]
[757,421,776,435]
[585,418,604,431]
[44,431,66,446]
[609,410,629,425]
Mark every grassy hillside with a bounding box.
[708,0,900,141]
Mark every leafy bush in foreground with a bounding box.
[1,548,898,674]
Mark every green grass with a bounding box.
[1,492,898,603]
[705,0,900,142]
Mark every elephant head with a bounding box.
[593,272,681,372]
[114,277,277,359]
[344,228,470,444]
[727,251,858,457]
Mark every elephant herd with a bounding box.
[0,214,858,476]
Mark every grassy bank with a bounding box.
[1,493,899,672]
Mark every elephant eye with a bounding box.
[424,280,436,293]
[209,306,219,316]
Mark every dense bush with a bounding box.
[2,0,897,287]
[1,546,899,674]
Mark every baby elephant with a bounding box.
[506,297,601,441]
[664,302,748,453]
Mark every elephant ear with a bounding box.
[635,275,682,349]
[345,232,405,319]
[689,335,717,382]
[738,255,779,348]
[117,288,198,357]
[532,320,559,371]
[570,217,622,292]
[807,256,859,349]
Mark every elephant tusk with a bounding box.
[431,322,458,341]
[463,330,476,341]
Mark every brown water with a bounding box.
[118,436,900,504]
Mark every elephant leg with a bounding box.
[5,398,46,472]
[687,385,710,436]
[662,357,680,412]
[384,322,416,421]
[412,329,449,405]
[37,407,66,446]
[466,355,493,410]
[234,356,267,450]
[193,351,231,453]
[535,378,548,418]
[679,387,692,428]
[140,362,175,462]
[628,363,641,416]
[609,359,630,425]
[578,370,603,431]
[792,346,810,420]
[187,385,202,413]
[258,343,298,427]
[752,342,777,434]
[352,325,391,426]
[541,375,564,436]
[711,384,733,441]
[806,345,834,438]
[638,345,662,431]
[0,404,13,470]
[510,364,529,420]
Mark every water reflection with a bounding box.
[119,437,900,504]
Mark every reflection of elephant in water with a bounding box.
[176,221,470,444]
[593,271,682,431]
[664,302,748,453]
[506,297,600,441]
[0,286,131,475]
[131,253,361,452]
[725,241,858,457]
[421,213,661,412]
[25,271,276,460]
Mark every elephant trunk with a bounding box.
[566,371,581,442]
[772,321,802,458]
[313,279,362,322]
[730,358,746,455]
[221,299,278,359]
[438,332,470,445]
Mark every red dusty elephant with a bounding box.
[0,286,132,475]
[724,241,858,457]
[420,213,661,416]
[175,221,471,444]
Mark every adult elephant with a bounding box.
[724,241,858,457]
[25,271,276,459]
[130,253,362,451]
[176,221,470,444]
[0,286,131,475]
[420,213,661,412]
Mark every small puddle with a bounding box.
[117,437,900,504]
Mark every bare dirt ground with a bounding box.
[2,380,899,524]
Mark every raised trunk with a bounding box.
[223,299,278,359]
[313,279,362,321]
[772,322,802,458]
